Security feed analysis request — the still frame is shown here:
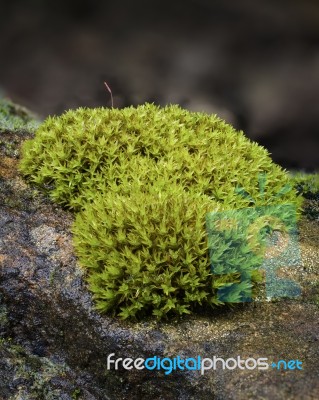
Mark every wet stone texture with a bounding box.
[0,101,319,399]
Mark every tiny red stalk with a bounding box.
[104,81,114,108]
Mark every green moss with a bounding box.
[71,388,82,399]
[0,294,8,332]
[0,337,72,400]
[0,98,40,158]
[290,172,319,197]
[19,103,302,319]
[290,172,319,220]
[0,98,39,133]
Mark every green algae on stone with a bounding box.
[19,104,303,319]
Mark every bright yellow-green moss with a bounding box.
[19,103,303,319]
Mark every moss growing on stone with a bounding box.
[0,98,40,158]
[0,337,79,399]
[0,98,39,133]
[290,173,319,199]
[290,173,319,221]
[19,104,302,319]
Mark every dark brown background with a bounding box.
[0,0,318,170]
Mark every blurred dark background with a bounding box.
[0,0,318,170]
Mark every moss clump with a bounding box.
[74,185,221,319]
[19,104,302,319]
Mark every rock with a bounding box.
[0,99,319,399]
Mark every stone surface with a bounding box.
[0,100,319,399]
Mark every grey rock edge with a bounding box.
[0,100,319,400]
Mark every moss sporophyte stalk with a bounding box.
[19,103,303,319]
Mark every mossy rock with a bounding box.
[290,173,319,220]
[290,173,319,198]
[0,97,40,159]
[19,104,303,319]
[0,98,39,134]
